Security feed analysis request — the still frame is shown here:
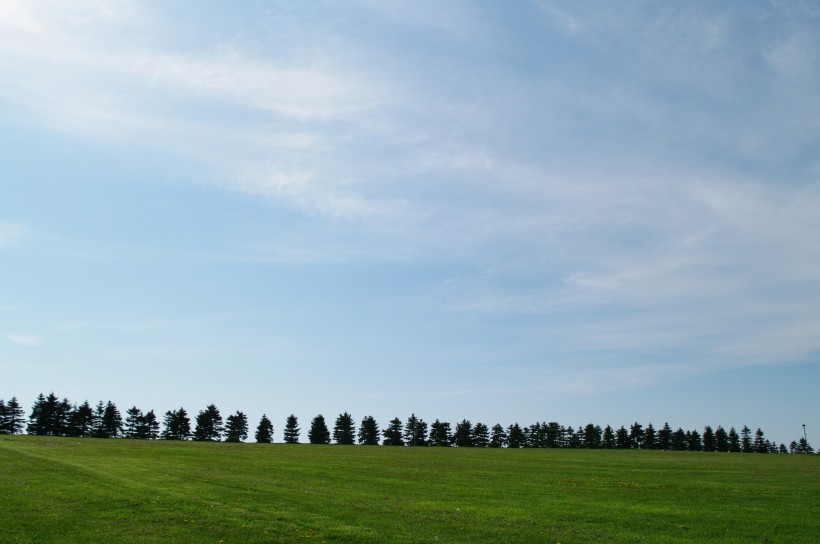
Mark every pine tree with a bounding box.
[615,426,630,449]
[357,415,380,445]
[643,423,657,450]
[584,423,602,449]
[0,399,7,434]
[68,401,94,437]
[403,414,428,446]
[283,414,300,444]
[453,419,473,447]
[753,428,767,453]
[672,428,687,450]
[162,408,191,440]
[658,422,672,450]
[425,419,448,446]
[255,414,274,443]
[602,425,615,449]
[193,404,223,441]
[740,426,752,453]
[26,393,46,435]
[382,417,404,446]
[124,406,145,439]
[506,423,524,448]
[224,411,249,442]
[688,429,702,451]
[471,422,490,447]
[333,412,356,445]
[308,414,330,444]
[489,424,507,448]
[5,397,25,435]
[545,422,564,448]
[702,426,716,451]
[715,425,729,452]
[629,422,644,449]
[728,427,741,452]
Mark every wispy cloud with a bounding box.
[0,223,25,248]
[5,333,45,347]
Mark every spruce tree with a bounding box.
[357,415,379,445]
[489,424,507,448]
[615,426,630,449]
[715,425,729,452]
[429,419,452,447]
[688,429,702,451]
[224,411,249,442]
[753,428,767,453]
[471,422,490,447]
[629,422,644,449]
[506,423,524,448]
[143,410,160,439]
[193,404,223,441]
[403,413,428,446]
[643,423,657,450]
[382,417,404,446]
[124,406,145,438]
[740,426,752,453]
[332,412,356,445]
[546,422,563,448]
[5,397,25,435]
[283,414,300,444]
[162,408,191,440]
[69,401,95,437]
[308,414,330,444]
[255,414,274,443]
[453,419,473,447]
[584,423,602,449]
[672,428,687,450]
[728,427,741,452]
[702,426,716,451]
[658,422,672,450]
[0,399,7,434]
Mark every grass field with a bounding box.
[1,436,818,543]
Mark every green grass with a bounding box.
[1,436,818,543]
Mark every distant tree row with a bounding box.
[1,393,815,455]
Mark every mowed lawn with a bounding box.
[1,436,818,543]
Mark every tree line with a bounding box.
[1,392,815,454]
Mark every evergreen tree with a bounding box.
[98,401,122,438]
[5,397,25,435]
[382,417,404,446]
[471,422,490,448]
[728,427,741,452]
[567,426,583,448]
[583,423,602,449]
[333,412,356,445]
[672,428,687,450]
[453,419,473,447]
[143,410,160,439]
[658,422,672,450]
[403,414,428,446]
[489,424,507,448]
[702,426,716,451]
[615,426,630,449]
[715,425,729,452]
[91,400,107,437]
[68,400,95,437]
[193,404,223,441]
[506,423,524,448]
[740,426,752,453]
[283,414,300,444]
[224,411,249,442]
[602,425,615,449]
[162,408,191,440]
[308,414,330,444]
[124,406,145,438]
[357,415,380,445]
[629,422,645,449]
[429,419,452,447]
[753,428,767,453]
[545,422,564,448]
[643,423,657,450]
[795,437,814,454]
[255,414,274,443]
[0,399,7,434]
[688,430,702,451]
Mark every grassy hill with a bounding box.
[1,435,818,543]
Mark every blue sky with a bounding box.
[2,1,819,445]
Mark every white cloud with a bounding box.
[5,333,45,347]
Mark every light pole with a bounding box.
[803,424,807,442]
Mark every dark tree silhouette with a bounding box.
[403,414,428,446]
[224,411,249,442]
[255,414,274,443]
[489,424,507,448]
[193,404,223,441]
[162,408,191,440]
[454,419,473,447]
[283,414,300,444]
[506,423,524,448]
[430,419,452,447]
[308,414,330,444]
[715,425,729,452]
[702,426,716,451]
[124,406,145,439]
[472,422,490,448]
[333,412,356,445]
[382,417,404,446]
[357,415,379,445]
[602,425,615,449]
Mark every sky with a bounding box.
[2,1,819,446]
